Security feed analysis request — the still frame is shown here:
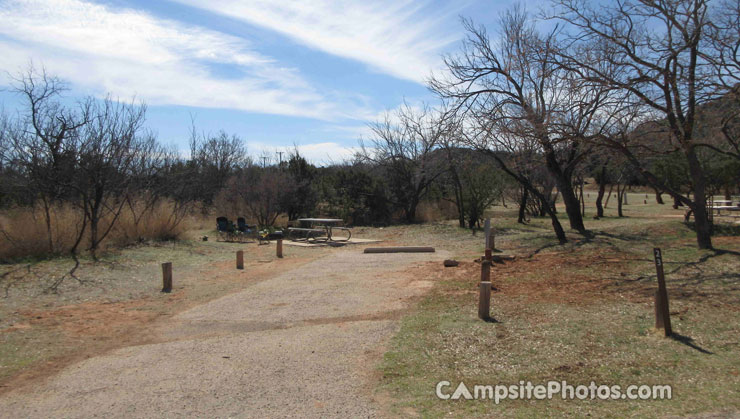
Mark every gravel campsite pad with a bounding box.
[0,248,448,418]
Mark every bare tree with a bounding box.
[430,8,606,234]
[6,66,91,255]
[550,0,739,249]
[229,166,291,227]
[361,103,447,223]
[189,125,249,206]
[72,98,154,258]
[463,119,569,243]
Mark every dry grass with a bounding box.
[415,200,459,223]
[0,200,197,262]
[378,206,740,417]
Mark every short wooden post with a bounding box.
[484,248,492,262]
[236,250,244,269]
[479,259,491,320]
[484,218,491,250]
[479,282,491,320]
[481,259,491,282]
[161,262,172,293]
[276,239,283,258]
[653,248,672,336]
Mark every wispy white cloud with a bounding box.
[168,0,465,83]
[0,0,369,120]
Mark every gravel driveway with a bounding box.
[0,247,447,418]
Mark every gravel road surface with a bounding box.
[0,248,447,418]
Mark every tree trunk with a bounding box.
[544,199,567,244]
[595,169,606,218]
[617,183,624,217]
[672,196,683,209]
[653,186,664,204]
[604,184,614,208]
[544,151,584,231]
[518,187,528,224]
[686,151,713,249]
[42,198,54,253]
[559,185,585,231]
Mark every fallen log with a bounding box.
[364,247,435,254]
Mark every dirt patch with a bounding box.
[415,250,653,305]
[0,253,317,395]
[19,299,162,338]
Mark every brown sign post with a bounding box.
[484,218,491,250]
[236,250,244,269]
[653,248,672,336]
[478,260,492,320]
[161,262,172,293]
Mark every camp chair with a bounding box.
[236,217,257,242]
[216,216,236,241]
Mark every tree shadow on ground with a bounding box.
[670,332,714,354]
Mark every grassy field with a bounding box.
[378,197,740,417]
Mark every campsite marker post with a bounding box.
[161,262,172,293]
[478,260,492,320]
[484,218,491,251]
[236,250,244,269]
[277,239,283,258]
[653,248,672,336]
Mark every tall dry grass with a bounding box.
[415,200,458,223]
[0,199,194,262]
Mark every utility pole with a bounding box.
[261,156,268,168]
[277,151,284,167]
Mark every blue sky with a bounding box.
[0,0,521,163]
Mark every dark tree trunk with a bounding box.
[544,151,584,232]
[544,199,567,244]
[686,151,713,249]
[560,185,585,231]
[595,168,606,218]
[672,196,683,209]
[604,184,614,208]
[518,187,528,224]
[654,186,665,204]
[617,183,624,217]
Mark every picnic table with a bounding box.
[712,204,740,216]
[288,218,352,242]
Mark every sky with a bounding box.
[0,0,522,163]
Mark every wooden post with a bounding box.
[484,218,491,250]
[479,281,491,320]
[276,239,283,258]
[484,248,492,262]
[161,262,172,293]
[236,250,244,269]
[481,259,491,283]
[653,248,672,336]
[654,290,664,329]
[479,260,492,321]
